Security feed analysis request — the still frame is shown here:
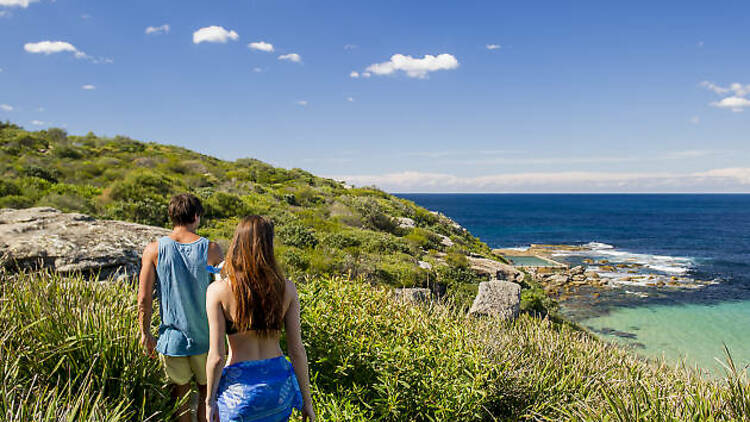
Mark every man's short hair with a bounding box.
[168,193,204,226]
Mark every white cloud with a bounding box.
[349,71,359,78]
[695,168,750,184]
[710,96,750,112]
[365,53,459,79]
[192,26,239,44]
[486,44,501,50]
[24,41,83,57]
[278,53,301,63]
[0,10,8,17]
[331,168,750,193]
[36,106,44,112]
[296,100,308,106]
[252,67,263,73]
[700,81,729,95]
[30,120,45,126]
[701,81,750,97]
[362,72,371,78]
[0,0,38,7]
[347,97,354,102]
[701,81,750,112]
[248,41,274,52]
[145,24,170,35]
[81,84,95,90]
[690,116,700,125]
[0,104,13,111]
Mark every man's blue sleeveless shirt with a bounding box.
[155,236,211,356]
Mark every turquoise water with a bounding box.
[582,301,750,375]
[398,194,750,375]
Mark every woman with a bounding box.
[205,216,315,422]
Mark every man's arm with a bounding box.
[207,241,224,267]
[137,241,158,358]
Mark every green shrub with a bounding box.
[276,223,318,249]
[0,195,34,209]
[301,276,507,421]
[0,180,20,197]
[22,165,60,183]
[54,145,84,159]
[405,227,441,250]
[375,261,427,287]
[37,192,97,214]
[107,170,174,201]
[413,207,439,226]
[445,250,469,268]
[321,231,362,249]
[204,191,249,219]
[278,246,310,272]
[106,196,169,227]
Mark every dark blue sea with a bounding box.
[398,194,750,374]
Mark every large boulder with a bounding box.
[467,256,523,282]
[468,280,521,320]
[0,207,170,280]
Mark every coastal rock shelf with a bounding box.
[0,207,169,280]
[495,243,711,301]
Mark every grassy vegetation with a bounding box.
[3,271,750,421]
[0,122,496,306]
[4,122,749,420]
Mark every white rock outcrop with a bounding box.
[468,280,521,320]
[0,207,170,280]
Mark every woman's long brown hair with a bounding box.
[222,216,285,336]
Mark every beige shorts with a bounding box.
[160,353,208,386]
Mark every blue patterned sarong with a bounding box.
[217,356,303,422]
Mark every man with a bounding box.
[138,193,223,422]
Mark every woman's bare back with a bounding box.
[213,278,294,365]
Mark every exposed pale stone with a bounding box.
[467,256,523,281]
[569,265,585,275]
[418,260,433,270]
[0,207,170,280]
[438,234,454,247]
[394,287,432,303]
[395,217,416,229]
[468,280,521,320]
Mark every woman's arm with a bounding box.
[205,282,227,421]
[284,281,315,421]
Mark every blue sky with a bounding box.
[1,0,749,192]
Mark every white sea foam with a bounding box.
[554,242,693,276]
[547,242,701,288]
[503,246,530,251]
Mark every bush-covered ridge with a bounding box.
[0,121,502,304]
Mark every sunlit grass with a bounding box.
[2,271,749,421]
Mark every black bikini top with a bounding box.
[225,317,241,335]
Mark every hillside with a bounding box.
[3,121,750,421]
[0,121,529,309]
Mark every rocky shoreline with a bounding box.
[493,243,712,304]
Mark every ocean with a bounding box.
[398,194,750,376]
